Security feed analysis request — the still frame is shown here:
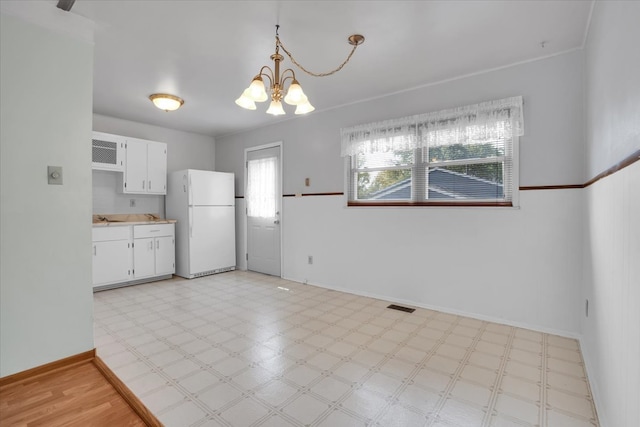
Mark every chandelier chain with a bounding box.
[276,37,360,78]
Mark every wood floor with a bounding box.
[0,361,148,427]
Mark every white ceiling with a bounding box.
[64,0,592,137]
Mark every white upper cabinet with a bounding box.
[123,138,148,193]
[146,142,168,194]
[119,137,167,195]
[92,131,168,194]
[92,131,125,172]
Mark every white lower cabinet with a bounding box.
[155,235,176,276]
[133,224,175,279]
[92,227,132,287]
[133,238,155,279]
[92,223,175,290]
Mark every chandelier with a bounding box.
[235,25,364,116]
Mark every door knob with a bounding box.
[274,220,280,224]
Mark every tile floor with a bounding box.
[94,271,599,427]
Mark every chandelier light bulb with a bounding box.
[235,89,257,110]
[284,80,305,105]
[248,77,268,102]
[294,97,315,115]
[266,100,286,115]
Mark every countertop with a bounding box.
[92,214,177,227]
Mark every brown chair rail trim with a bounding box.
[584,148,640,188]
[520,184,584,191]
[283,192,344,197]
[0,349,96,387]
[93,356,163,427]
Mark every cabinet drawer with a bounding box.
[92,226,131,242]
[134,223,174,239]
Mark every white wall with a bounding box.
[92,114,216,216]
[0,7,95,376]
[216,51,585,336]
[582,2,640,426]
[584,3,640,179]
[282,191,583,334]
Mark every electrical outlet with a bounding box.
[130,199,136,207]
[308,255,313,265]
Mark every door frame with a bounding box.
[244,141,283,277]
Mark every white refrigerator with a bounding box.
[166,169,236,278]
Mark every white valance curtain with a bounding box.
[340,96,524,157]
[246,157,277,218]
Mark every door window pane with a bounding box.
[246,157,277,217]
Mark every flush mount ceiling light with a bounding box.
[236,25,364,116]
[149,93,184,112]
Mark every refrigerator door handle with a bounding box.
[189,173,193,206]
[189,207,194,238]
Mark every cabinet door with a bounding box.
[155,236,175,276]
[93,240,131,286]
[147,142,167,194]
[133,237,155,279]
[124,139,147,193]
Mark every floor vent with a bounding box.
[387,304,415,313]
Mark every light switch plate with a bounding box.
[48,166,63,185]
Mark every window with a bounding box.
[341,96,523,206]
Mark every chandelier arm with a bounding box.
[258,66,275,87]
[280,75,296,87]
[276,38,360,78]
[279,68,297,86]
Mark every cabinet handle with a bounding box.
[142,180,145,189]
[149,180,152,190]
[156,240,159,249]
[149,241,153,250]
[93,245,96,256]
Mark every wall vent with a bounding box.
[387,304,416,313]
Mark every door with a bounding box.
[147,142,167,194]
[246,144,281,276]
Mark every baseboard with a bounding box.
[93,274,174,292]
[282,275,582,340]
[93,356,162,427]
[0,349,95,388]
